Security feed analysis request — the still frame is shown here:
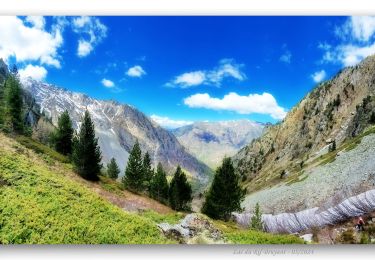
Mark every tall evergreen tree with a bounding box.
[72,110,102,181]
[169,165,192,211]
[142,151,154,190]
[3,73,23,133]
[107,157,120,180]
[53,110,74,155]
[250,202,263,231]
[201,157,245,220]
[150,162,169,204]
[122,140,144,192]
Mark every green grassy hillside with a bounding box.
[0,133,173,244]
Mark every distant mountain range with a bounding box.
[20,77,212,185]
[172,120,265,169]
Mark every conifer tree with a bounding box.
[53,110,74,155]
[3,72,23,133]
[169,165,192,211]
[150,162,169,203]
[142,151,154,191]
[122,140,143,192]
[72,110,102,181]
[107,157,120,180]
[202,157,245,220]
[250,202,263,231]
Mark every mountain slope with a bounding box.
[0,133,172,244]
[21,78,212,184]
[233,54,375,204]
[172,120,265,169]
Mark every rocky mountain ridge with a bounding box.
[21,78,212,184]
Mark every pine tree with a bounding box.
[142,151,154,191]
[71,110,102,181]
[107,157,120,180]
[150,162,169,204]
[250,202,263,231]
[169,165,192,211]
[3,73,23,133]
[53,110,74,155]
[122,140,143,192]
[202,157,245,220]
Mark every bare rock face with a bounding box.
[21,78,212,184]
[233,189,375,234]
[172,120,265,169]
[158,213,225,244]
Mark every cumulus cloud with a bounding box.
[311,70,326,83]
[150,115,193,129]
[72,16,107,57]
[19,64,47,81]
[126,65,146,78]
[77,40,93,57]
[184,92,287,120]
[321,16,375,67]
[166,59,246,88]
[101,78,115,88]
[0,16,63,68]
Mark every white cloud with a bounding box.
[337,16,375,42]
[172,71,206,88]
[166,59,246,88]
[126,65,146,78]
[184,92,287,120]
[322,16,375,67]
[0,16,63,68]
[311,70,326,83]
[77,40,93,57]
[25,16,45,29]
[279,51,292,64]
[72,16,107,57]
[150,115,193,129]
[101,78,115,88]
[19,64,47,81]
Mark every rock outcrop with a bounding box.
[158,213,225,244]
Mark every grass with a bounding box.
[211,219,304,244]
[224,230,305,244]
[0,134,173,244]
[139,210,186,225]
[15,135,69,163]
[98,175,124,196]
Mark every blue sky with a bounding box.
[1,16,375,128]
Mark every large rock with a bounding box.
[158,213,225,244]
